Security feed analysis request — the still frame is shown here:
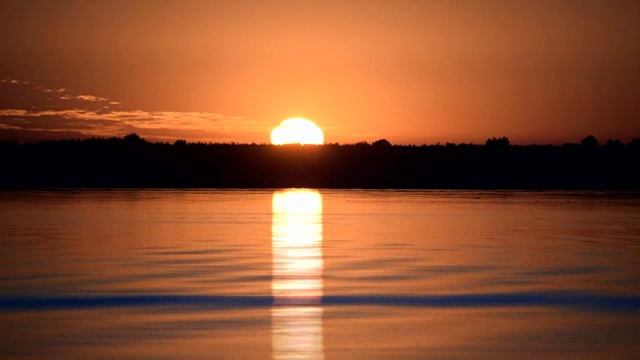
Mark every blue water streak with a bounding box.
[1,292,640,312]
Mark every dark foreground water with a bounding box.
[1,190,639,359]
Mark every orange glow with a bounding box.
[271,189,323,300]
[270,118,324,145]
[2,2,639,145]
[271,189,324,359]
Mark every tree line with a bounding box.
[1,134,638,189]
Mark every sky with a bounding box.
[1,0,639,145]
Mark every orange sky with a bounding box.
[1,0,639,144]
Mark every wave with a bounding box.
[1,291,639,312]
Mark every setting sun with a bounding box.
[271,118,324,145]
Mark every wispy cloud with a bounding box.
[0,79,31,85]
[0,78,269,142]
[60,94,109,102]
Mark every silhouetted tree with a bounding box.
[580,135,599,148]
[0,140,19,148]
[485,137,510,147]
[124,133,144,143]
[605,139,624,148]
[1,134,639,189]
[627,138,640,149]
[372,139,392,147]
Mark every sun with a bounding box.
[271,118,324,145]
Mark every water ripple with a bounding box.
[1,292,639,312]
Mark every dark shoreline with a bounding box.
[2,136,639,190]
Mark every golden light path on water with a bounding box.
[272,189,324,360]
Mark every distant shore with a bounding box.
[1,135,639,189]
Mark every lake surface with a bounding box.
[1,189,639,359]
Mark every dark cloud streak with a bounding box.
[0,78,267,143]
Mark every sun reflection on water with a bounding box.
[272,189,324,359]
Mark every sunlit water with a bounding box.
[1,190,639,359]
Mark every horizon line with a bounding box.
[2,134,638,147]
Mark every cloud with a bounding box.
[60,94,109,102]
[0,108,267,141]
[0,79,269,142]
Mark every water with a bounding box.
[1,190,639,359]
